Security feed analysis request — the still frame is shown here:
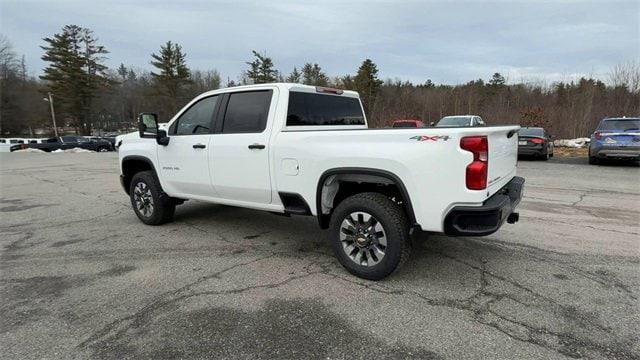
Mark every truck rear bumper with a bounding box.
[444,176,524,236]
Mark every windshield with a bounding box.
[519,128,544,136]
[598,119,640,131]
[436,116,471,127]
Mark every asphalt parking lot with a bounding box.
[1,153,638,360]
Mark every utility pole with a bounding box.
[44,92,59,138]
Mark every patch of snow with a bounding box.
[64,147,94,153]
[554,138,590,148]
[51,148,94,153]
[12,148,46,153]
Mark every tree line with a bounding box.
[1,24,638,138]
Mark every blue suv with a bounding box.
[589,117,640,164]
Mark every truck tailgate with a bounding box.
[487,128,518,189]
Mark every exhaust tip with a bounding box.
[507,212,519,224]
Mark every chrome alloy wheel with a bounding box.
[133,181,154,217]
[339,211,387,266]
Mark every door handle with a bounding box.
[248,144,265,149]
[192,144,206,149]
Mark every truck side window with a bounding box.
[173,96,219,135]
[221,91,272,133]
[286,92,365,126]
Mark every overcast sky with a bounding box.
[1,0,638,85]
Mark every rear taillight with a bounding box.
[594,132,602,140]
[460,136,488,190]
[530,138,544,144]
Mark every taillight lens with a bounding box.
[460,136,488,190]
[530,138,544,144]
[594,132,602,140]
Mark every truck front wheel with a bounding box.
[129,171,175,225]
[329,192,411,280]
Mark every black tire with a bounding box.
[588,155,599,165]
[129,171,175,225]
[329,192,411,280]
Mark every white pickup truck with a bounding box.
[119,83,524,280]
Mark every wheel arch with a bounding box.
[315,167,417,229]
[121,155,157,195]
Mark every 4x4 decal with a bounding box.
[410,135,451,142]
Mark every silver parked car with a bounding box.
[433,115,486,127]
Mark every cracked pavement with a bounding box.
[1,153,639,359]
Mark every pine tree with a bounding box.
[286,67,301,83]
[488,73,506,88]
[117,63,128,81]
[245,50,277,84]
[353,59,383,114]
[40,25,109,135]
[301,63,329,86]
[150,41,191,114]
[419,79,435,89]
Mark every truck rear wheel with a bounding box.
[129,171,175,225]
[329,192,411,280]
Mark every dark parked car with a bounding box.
[518,127,554,160]
[589,117,640,164]
[25,136,113,152]
[88,136,117,147]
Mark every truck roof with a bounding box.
[196,83,360,99]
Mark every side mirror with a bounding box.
[138,113,170,146]
[429,122,435,127]
[138,113,159,138]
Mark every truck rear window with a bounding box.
[286,92,365,126]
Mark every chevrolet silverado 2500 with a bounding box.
[119,83,524,280]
